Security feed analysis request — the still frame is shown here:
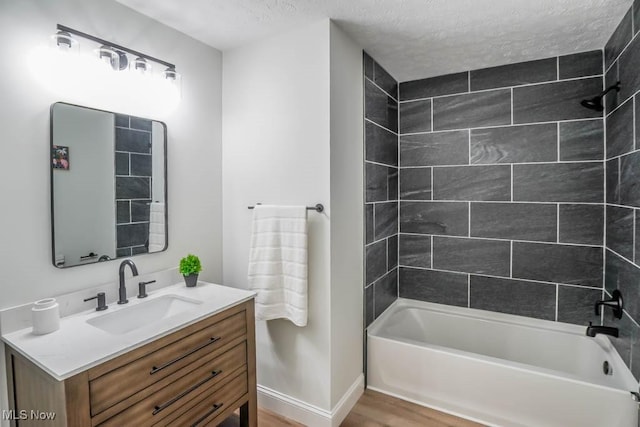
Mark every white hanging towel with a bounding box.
[148,202,166,252]
[248,205,308,327]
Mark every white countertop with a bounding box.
[1,282,255,381]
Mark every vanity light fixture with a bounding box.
[51,24,180,88]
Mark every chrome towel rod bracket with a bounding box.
[248,203,324,213]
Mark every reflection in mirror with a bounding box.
[51,102,167,268]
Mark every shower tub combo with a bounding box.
[367,298,639,427]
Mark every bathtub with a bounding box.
[367,298,639,427]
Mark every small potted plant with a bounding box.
[179,254,202,287]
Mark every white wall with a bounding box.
[222,20,333,411]
[328,22,364,408]
[222,19,364,422]
[0,0,222,418]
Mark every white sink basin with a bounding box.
[87,294,202,335]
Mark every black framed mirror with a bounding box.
[50,102,168,268]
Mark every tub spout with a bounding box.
[586,322,619,338]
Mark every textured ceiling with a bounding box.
[116,0,632,82]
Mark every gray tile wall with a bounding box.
[115,114,153,257]
[396,49,606,326]
[603,0,640,380]
[364,53,399,326]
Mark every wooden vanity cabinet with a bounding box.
[5,299,257,427]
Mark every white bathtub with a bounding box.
[367,298,639,427]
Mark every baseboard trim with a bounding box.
[257,374,364,427]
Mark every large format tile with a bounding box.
[558,204,604,245]
[365,284,374,327]
[620,151,640,207]
[400,130,469,166]
[433,89,511,131]
[433,237,510,276]
[635,0,640,36]
[470,202,557,242]
[399,72,468,101]
[605,62,620,114]
[618,33,640,103]
[399,267,468,307]
[606,205,634,260]
[116,201,130,224]
[513,163,604,203]
[607,158,620,204]
[433,165,511,201]
[365,79,398,132]
[605,8,633,69]
[363,51,374,80]
[557,286,602,325]
[604,311,636,371]
[605,250,640,325]
[400,99,431,134]
[366,239,387,285]
[399,234,431,268]
[116,128,151,153]
[559,50,603,79]
[366,162,397,202]
[366,121,398,166]
[470,275,556,321]
[559,119,604,161]
[400,201,469,236]
[374,202,398,240]
[512,242,603,287]
[388,235,398,270]
[366,204,374,244]
[130,154,152,177]
[470,123,557,164]
[130,117,152,132]
[470,58,556,91]
[131,200,151,222]
[374,269,398,318]
[117,223,149,248]
[513,78,603,123]
[116,177,150,199]
[606,98,634,158]
[400,168,431,200]
[115,152,129,175]
[373,60,398,99]
[636,210,640,265]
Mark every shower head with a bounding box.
[580,82,621,111]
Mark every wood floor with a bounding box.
[218,390,485,427]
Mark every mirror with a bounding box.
[50,102,167,268]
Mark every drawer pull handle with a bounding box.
[150,336,222,375]
[191,403,224,427]
[152,370,222,415]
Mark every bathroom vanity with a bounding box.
[3,282,257,427]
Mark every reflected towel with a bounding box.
[248,205,308,327]
[148,202,166,252]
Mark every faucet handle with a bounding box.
[84,292,108,311]
[138,280,156,299]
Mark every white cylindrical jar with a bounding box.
[31,298,60,335]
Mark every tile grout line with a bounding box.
[398,231,603,249]
[402,160,604,168]
[399,265,604,290]
[556,204,560,243]
[365,75,399,103]
[400,117,602,136]
[365,118,398,136]
[556,122,560,162]
[399,74,604,104]
[509,241,513,278]
[467,274,471,308]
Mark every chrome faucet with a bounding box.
[118,259,138,304]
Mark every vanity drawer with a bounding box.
[96,343,247,426]
[89,310,247,416]
[159,369,248,427]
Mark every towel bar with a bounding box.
[248,203,324,213]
